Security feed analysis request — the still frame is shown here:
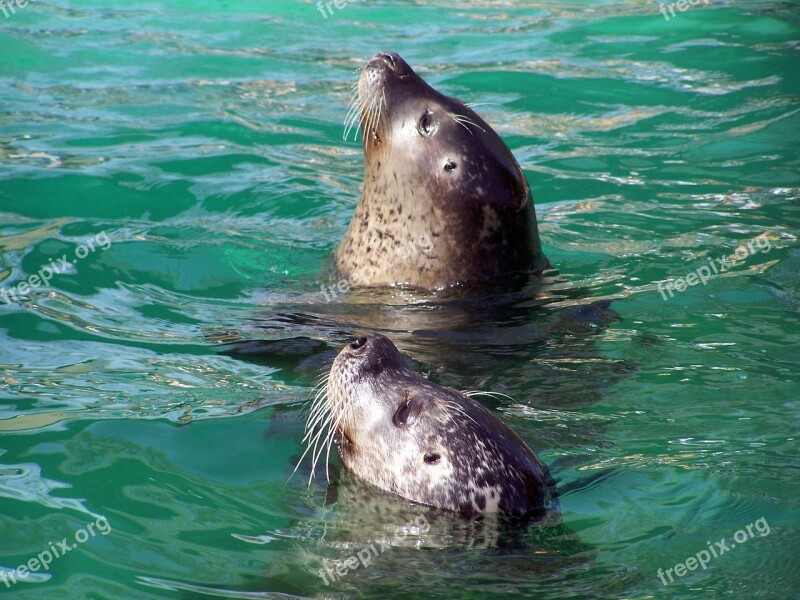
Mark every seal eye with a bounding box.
[418,110,438,137]
[393,399,418,428]
[444,160,456,173]
[423,452,441,465]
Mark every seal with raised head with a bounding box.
[336,52,549,291]
[303,333,556,516]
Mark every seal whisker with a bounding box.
[343,88,362,141]
[366,95,378,141]
[453,119,473,135]
[323,418,340,483]
[305,418,334,486]
[464,102,501,109]
[446,399,483,430]
[380,88,387,130]
[289,374,335,484]
[310,426,333,483]
[314,407,347,484]
[304,387,331,434]
[358,97,372,140]
[292,409,332,484]
[309,376,330,404]
[310,377,330,406]
[304,406,327,436]
[361,87,385,144]
[307,390,328,422]
[311,370,330,391]
[463,390,515,402]
[299,399,331,470]
[312,375,329,393]
[450,114,474,135]
[451,113,487,134]
[303,401,333,446]
[300,391,335,462]
[308,383,348,482]
[302,405,330,443]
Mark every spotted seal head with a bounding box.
[304,333,555,516]
[335,52,550,291]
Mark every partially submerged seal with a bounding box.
[302,333,556,516]
[336,52,549,291]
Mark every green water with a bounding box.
[1,0,799,598]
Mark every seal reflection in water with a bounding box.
[337,52,550,291]
[303,334,557,516]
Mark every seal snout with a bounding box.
[344,332,399,359]
[344,333,375,356]
[367,51,410,76]
[339,333,407,378]
[375,51,397,68]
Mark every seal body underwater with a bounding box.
[336,52,550,291]
[305,333,557,516]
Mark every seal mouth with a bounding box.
[337,425,354,448]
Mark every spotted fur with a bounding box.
[336,52,549,291]
[311,333,555,516]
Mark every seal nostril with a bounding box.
[350,336,368,350]
[378,52,396,67]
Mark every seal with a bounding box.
[302,333,556,516]
[336,52,550,291]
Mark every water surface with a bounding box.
[1,1,798,598]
